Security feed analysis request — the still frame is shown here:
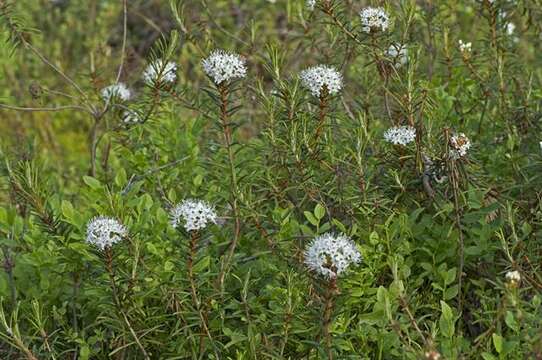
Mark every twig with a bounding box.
[446,129,465,321]
[88,0,129,177]
[0,103,90,114]
[322,278,338,359]
[121,157,190,195]
[398,296,427,346]
[321,4,364,47]
[115,0,128,85]
[22,41,91,109]
[216,83,242,294]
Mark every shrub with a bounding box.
[1,0,542,358]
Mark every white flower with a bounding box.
[384,126,416,146]
[506,22,516,36]
[101,83,131,101]
[359,7,390,33]
[122,110,142,125]
[505,270,521,283]
[458,39,472,53]
[300,65,343,98]
[449,133,471,159]
[143,59,178,85]
[304,233,362,279]
[387,43,408,67]
[202,50,247,85]
[86,216,127,250]
[425,351,442,360]
[307,0,316,10]
[170,199,218,232]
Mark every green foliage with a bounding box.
[1,0,542,359]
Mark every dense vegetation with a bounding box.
[1,0,542,358]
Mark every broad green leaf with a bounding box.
[314,203,325,220]
[492,333,503,354]
[439,301,455,338]
[304,211,318,226]
[83,175,102,190]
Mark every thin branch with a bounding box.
[0,103,90,114]
[121,157,190,195]
[115,0,128,85]
[216,83,242,294]
[22,41,91,109]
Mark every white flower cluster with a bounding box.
[304,233,361,279]
[384,126,416,146]
[202,50,247,85]
[458,40,472,53]
[122,110,142,125]
[101,83,132,102]
[299,65,343,98]
[506,23,516,36]
[359,7,390,33]
[170,199,218,232]
[505,270,521,283]
[387,43,408,67]
[86,216,127,250]
[449,133,471,159]
[307,0,316,10]
[505,22,519,43]
[143,59,178,85]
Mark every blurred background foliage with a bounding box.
[0,0,542,359]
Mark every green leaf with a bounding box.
[358,310,386,325]
[505,311,518,332]
[114,168,127,188]
[304,211,319,226]
[167,188,177,203]
[331,219,346,233]
[521,222,532,237]
[146,243,160,256]
[164,260,175,271]
[83,176,102,190]
[439,301,455,338]
[481,353,497,360]
[465,246,482,256]
[80,345,90,360]
[444,284,459,300]
[320,222,331,233]
[138,193,154,211]
[193,174,203,187]
[445,268,457,285]
[61,200,74,221]
[369,231,379,245]
[156,207,169,224]
[193,255,210,272]
[492,333,503,354]
[223,327,247,348]
[314,203,325,220]
[376,286,392,321]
